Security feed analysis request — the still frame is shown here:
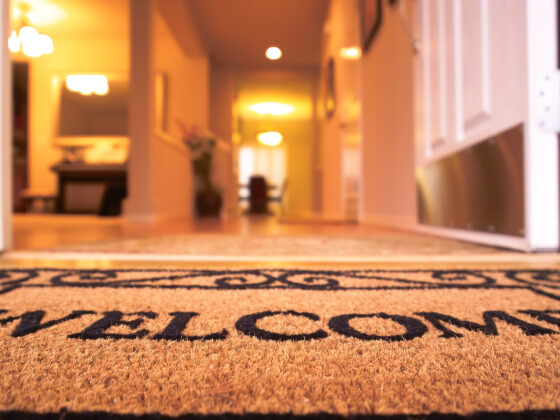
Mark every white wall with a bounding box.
[319,0,362,221]
[209,64,236,217]
[359,1,417,228]
[125,0,210,221]
[152,10,209,220]
[125,0,155,220]
[319,0,416,227]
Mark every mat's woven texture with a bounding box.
[1,268,559,419]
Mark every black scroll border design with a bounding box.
[0,268,558,302]
[0,269,40,295]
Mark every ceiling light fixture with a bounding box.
[248,102,295,116]
[257,131,283,147]
[66,75,109,96]
[339,46,361,59]
[265,46,282,60]
[8,2,54,57]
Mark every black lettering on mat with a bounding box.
[68,311,157,340]
[328,313,428,341]
[415,311,558,338]
[1,308,559,341]
[152,312,228,341]
[519,310,560,328]
[235,310,328,341]
[0,310,95,337]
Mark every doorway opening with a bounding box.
[231,74,317,220]
[238,145,287,215]
[12,61,28,214]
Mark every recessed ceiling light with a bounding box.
[248,102,295,116]
[340,46,361,59]
[258,131,283,146]
[266,46,282,60]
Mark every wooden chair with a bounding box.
[248,176,269,214]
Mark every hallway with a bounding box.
[1,0,559,418]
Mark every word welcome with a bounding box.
[1,309,559,342]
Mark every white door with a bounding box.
[414,0,559,251]
[0,0,11,252]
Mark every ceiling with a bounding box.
[13,0,329,69]
[187,0,330,69]
[12,0,129,38]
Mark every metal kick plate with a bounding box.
[416,124,525,237]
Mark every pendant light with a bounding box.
[8,2,54,58]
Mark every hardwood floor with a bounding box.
[6,214,560,270]
[11,213,396,251]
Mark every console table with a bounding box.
[51,162,127,215]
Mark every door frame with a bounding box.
[0,0,12,252]
[524,0,559,251]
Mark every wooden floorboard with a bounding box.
[6,214,560,269]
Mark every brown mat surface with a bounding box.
[1,268,560,419]
[49,234,509,257]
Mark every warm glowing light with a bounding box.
[248,102,295,116]
[340,46,361,59]
[9,1,57,58]
[8,30,20,53]
[66,75,109,96]
[22,40,41,57]
[266,46,282,60]
[18,26,38,44]
[12,0,65,26]
[38,34,53,54]
[257,131,283,147]
[9,26,54,57]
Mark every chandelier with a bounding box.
[8,1,54,57]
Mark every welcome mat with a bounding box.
[1,268,559,419]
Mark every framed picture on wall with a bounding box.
[155,72,169,133]
[325,57,336,119]
[154,71,180,148]
[359,0,383,53]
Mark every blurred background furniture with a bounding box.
[20,189,56,213]
[51,162,127,216]
[238,176,288,215]
[248,175,269,214]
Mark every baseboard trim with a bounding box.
[415,224,531,252]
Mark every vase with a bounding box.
[195,189,222,217]
[192,153,222,217]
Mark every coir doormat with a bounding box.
[1,268,559,419]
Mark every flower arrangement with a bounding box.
[176,121,222,217]
[179,124,216,156]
